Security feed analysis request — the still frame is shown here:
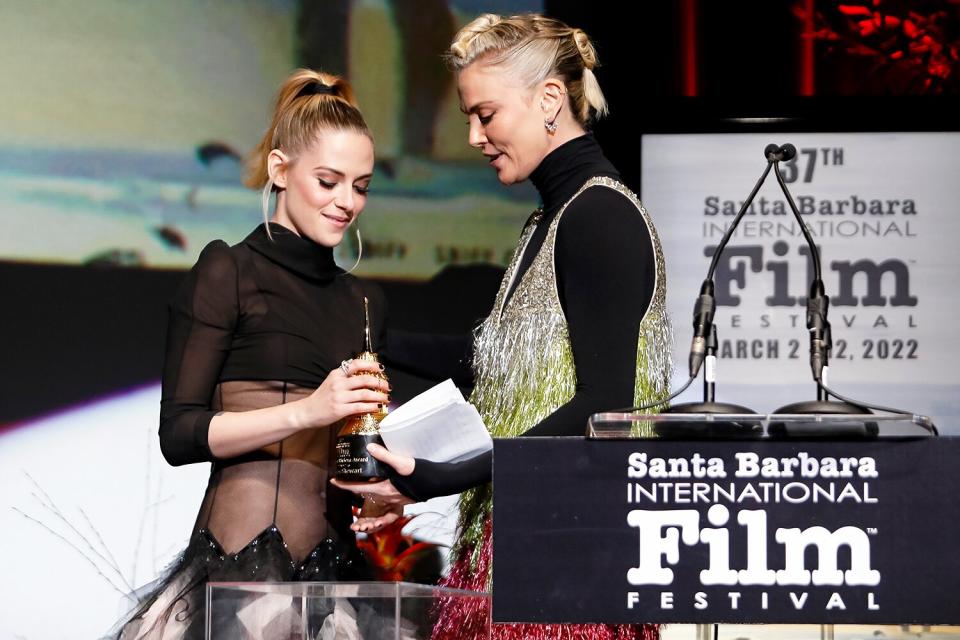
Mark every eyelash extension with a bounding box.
[319,178,369,195]
[465,114,494,125]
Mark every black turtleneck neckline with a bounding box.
[503,133,621,306]
[528,133,619,214]
[244,222,342,281]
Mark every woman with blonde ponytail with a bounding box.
[335,12,670,640]
[114,69,391,639]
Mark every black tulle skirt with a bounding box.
[113,525,374,640]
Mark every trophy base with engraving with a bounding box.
[334,296,390,482]
[335,428,389,481]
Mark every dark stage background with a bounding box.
[3,2,959,637]
[4,0,958,426]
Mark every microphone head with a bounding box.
[764,143,780,160]
[779,143,797,162]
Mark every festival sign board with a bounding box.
[492,437,960,624]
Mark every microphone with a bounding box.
[807,279,829,383]
[686,143,781,378]
[663,144,788,430]
[688,279,715,378]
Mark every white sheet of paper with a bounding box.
[379,379,492,462]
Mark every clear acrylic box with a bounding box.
[206,581,490,639]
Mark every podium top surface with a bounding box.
[587,412,936,439]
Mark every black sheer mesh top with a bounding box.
[159,222,385,561]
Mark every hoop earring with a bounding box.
[343,225,363,274]
[261,180,275,239]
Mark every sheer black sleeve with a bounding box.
[522,186,655,437]
[388,450,492,502]
[159,241,238,466]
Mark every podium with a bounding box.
[205,581,489,639]
[587,412,937,440]
[491,412,960,636]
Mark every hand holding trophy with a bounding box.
[335,297,390,481]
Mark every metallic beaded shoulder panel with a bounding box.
[470,176,673,441]
[470,204,572,440]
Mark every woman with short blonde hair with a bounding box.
[337,13,670,640]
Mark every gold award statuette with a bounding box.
[335,297,390,481]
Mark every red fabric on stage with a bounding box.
[431,519,660,640]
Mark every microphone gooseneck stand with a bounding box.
[767,145,869,416]
[625,143,925,433]
[668,146,773,413]
[660,146,800,435]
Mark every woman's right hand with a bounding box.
[299,359,390,428]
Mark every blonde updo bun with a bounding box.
[446,13,608,125]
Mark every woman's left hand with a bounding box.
[352,500,404,534]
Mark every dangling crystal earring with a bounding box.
[544,99,563,134]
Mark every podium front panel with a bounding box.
[492,437,960,624]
